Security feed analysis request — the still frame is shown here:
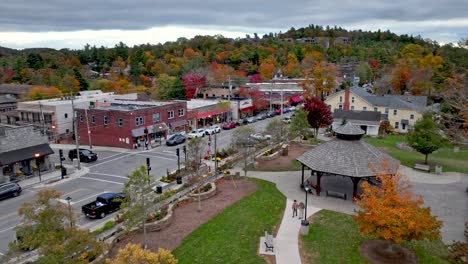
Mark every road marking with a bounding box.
[135,153,177,161]
[0,211,17,221]
[0,251,4,256]
[62,188,84,198]
[97,152,129,162]
[0,226,16,233]
[91,172,128,179]
[87,152,134,168]
[79,176,124,185]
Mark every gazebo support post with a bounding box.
[316,172,322,196]
[301,164,305,188]
[351,177,361,200]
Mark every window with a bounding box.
[363,106,367,111]
[328,105,332,110]
[393,109,397,115]
[80,114,84,122]
[339,96,342,102]
[178,108,185,117]
[21,112,26,121]
[395,122,399,129]
[410,114,414,120]
[374,107,378,111]
[168,110,174,119]
[117,118,123,127]
[338,104,343,109]
[351,97,355,103]
[152,113,160,123]
[64,113,68,118]
[385,108,389,114]
[66,129,70,133]
[135,116,144,126]
[351,106,355,110]
[103,116,108,125]
[92,115,96,124]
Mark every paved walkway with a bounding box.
[15,164,89,189]
[232,166,467,264]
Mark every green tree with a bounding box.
[73,68,89,91]
[407,115,445,164]
[121,165,154,249]
[232,126,257,176]
[265,118,289,145]
[290,109,311,141]
[26,53,44,70]
[9,189,102,263]
[186,137,206,211]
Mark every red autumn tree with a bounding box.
[249,88,267,111]
[182,72,207,99]
[249,74,263,83]
[354,160,441,251]
[237,86,249,97]
[304,97,333,139]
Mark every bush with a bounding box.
[92,220,116,235]
[194,183,212,194]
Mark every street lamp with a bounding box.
[34,153,41,182]
[301,185,310,234]
[65,196,73,227]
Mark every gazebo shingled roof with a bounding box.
[296,123,400,199]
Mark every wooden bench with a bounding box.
[264,231,274,252]
[414,163,430,172]
[326,190,347,200]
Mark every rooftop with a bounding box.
[184,99,219,109]
[92,100,177,111]
[333,109,381,122]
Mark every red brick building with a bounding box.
[76,100,187,149]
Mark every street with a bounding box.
[0,116,275,255]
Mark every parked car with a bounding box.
[82,192,125,219]
[256,113,267,120]
[246,116,256,123]
[188,129,205,139]
[222,122,237,130]
[210,125,221,133]
[283,116,292,124]
[289,106,297,111]
[0,182,22,200]
[266,111,277,118]
[166,133,186,146]
[250,133,272,141]
[275,109,282,114]
[68,148,98,162]
[236,118,249,126]
[204,127,216,135]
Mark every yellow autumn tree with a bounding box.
[106,243,177,264]
[283,53,301,78]
[301,61,337,100]
[28,86,63,100]
[354,160,441,246]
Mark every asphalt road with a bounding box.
[0,115,278,256]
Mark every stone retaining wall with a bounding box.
[188,182,217,201]
[146,203,176,232]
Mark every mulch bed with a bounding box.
[107,178,257,258]
[256,144,311,170]
[359,240,417,264]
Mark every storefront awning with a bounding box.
[196,109,226,119]
[0,143,54,166]
[290,95,302,103]
[240,106,254,112]
[131,123,168,137]
[170,120,187,128]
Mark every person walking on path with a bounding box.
[298,202,305,219]
[292,200,298,217]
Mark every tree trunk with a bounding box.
[315,128,319,140]
[425,154,428,164]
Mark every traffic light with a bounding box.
[146,157,151,171]
[59,149,65,161]
[176,148,180,157]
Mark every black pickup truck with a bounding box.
[82,192,125,219]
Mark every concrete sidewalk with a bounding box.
[16,165,89,189]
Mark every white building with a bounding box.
[331,109,381,136]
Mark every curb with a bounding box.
[20,166,90,189]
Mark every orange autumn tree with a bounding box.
[354,160,441,245]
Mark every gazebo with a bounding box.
[296,123,399,199]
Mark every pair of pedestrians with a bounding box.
[292,200,305,219]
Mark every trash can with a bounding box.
[61,166,67,177]
[176,176,182,184]
[155,185,163,194]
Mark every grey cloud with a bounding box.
[0,0,466,42]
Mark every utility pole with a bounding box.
[84,108,92,149]
[269,80,273,112]
[70,92,81,170]
[280,82,284,116]
[227,76,232,122]
[38,101,46,136]
[214,131,218,173]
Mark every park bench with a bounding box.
[264,231,274,252]
[414,163,430,172]
[326,190,347,200]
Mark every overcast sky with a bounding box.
[0,0,466,50]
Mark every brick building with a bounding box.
[76,100,187,149]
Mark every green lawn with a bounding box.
[253,159,303,172]
[301,210,449,264]
[364,135,468,174]
[172,178,286,264]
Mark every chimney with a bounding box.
[343,88,350,110]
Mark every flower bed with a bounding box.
[146,204,175,232]
[189,182,217,201]
[256,144,284,161]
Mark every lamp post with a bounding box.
[34,153,41,182]
[65,196,73,227]
[300,185,310,235]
